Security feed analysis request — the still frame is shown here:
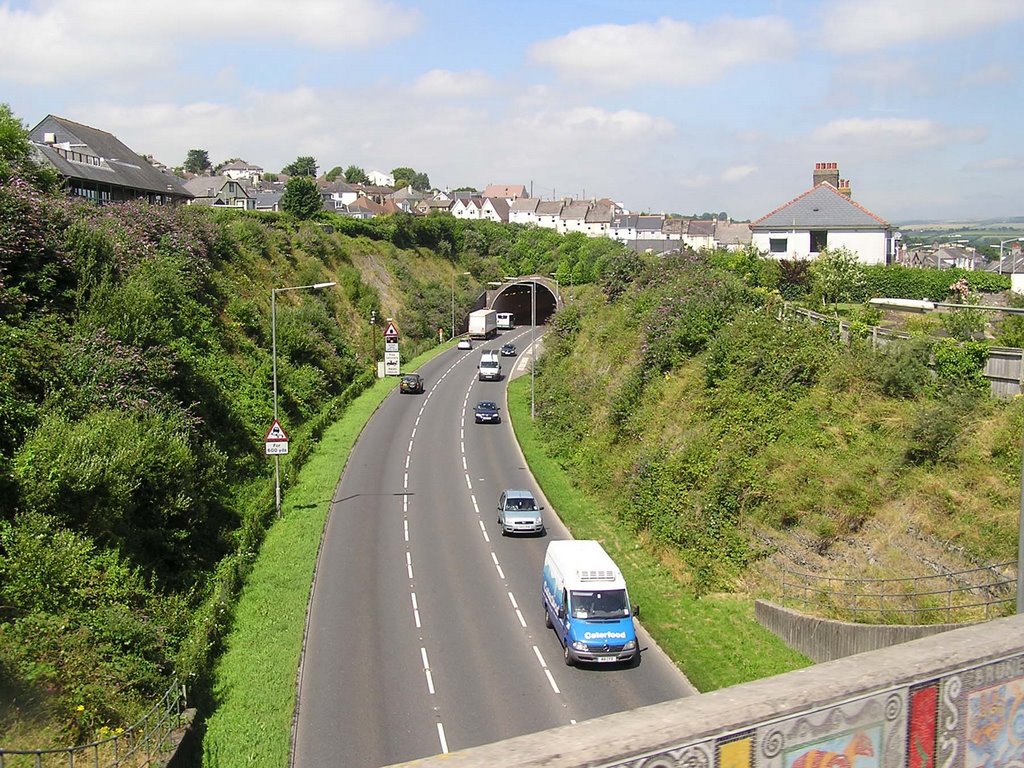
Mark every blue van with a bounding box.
[542,540,640,667]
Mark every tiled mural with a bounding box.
[604,655,1024,768]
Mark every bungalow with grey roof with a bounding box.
[481,197,510,223]
[29,115,191,205]
[751,162,893,265]
[183,175,255,209]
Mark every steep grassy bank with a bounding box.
[532,252,1021,620]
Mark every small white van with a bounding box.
[478,350,502,381]
[542,540,640,667]
[496,312,514,330]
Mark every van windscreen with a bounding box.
[570,589,629,619]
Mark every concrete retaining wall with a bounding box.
[386,611,1024,768]
[754,599,968,662]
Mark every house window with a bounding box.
[810,230,828,253]
[769,238,787,253]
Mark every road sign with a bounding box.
[384,351,401,376]
[385,339,399,353]
[383,321,399,339]
[265,419,290,455]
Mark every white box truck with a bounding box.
[496,312,514,330]
[468,309,498,339]
[478,350,502,381]
[542,540,640,667]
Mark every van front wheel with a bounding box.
[563,643,574,667]
[544,606,552,629]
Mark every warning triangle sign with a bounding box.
[264,419,289,442]
[383,321,399,338]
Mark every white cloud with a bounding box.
[0,0,419,85]
[958,64,1015,88]
[412,69,494,98]
[971,156,1024,171]
[528,15,797,89]
[811,117,987,150]
[722,165,757,182]
[819,0,1024,53]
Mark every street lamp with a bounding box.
[998,238,1024,275]
[531,276,536,419]
[271,280,336,517]
[451,271,470,340]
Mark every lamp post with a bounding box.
[531,276,536,419]
[451,271,470,340]
[998,238,1024,275]
[271,280,336,517]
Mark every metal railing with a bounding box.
[779,562,1016,624]
[0,680,189,768]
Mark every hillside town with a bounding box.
[25,113,1024,271]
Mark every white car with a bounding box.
[457,337,472,350]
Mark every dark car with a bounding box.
[399,373,424,394]
[474,401,501,424]
[500,343,517,356]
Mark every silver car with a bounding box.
[497,489,545,536]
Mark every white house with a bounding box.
[751,163,893,265]
[509,197,540,226]
[535,200,563,230]
[559,201,590,235]
[220,161,263,181]
[480,197,510,223]
[450,195,484,219]
[367,170,395,187]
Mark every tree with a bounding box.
[282,156,318,178]
[183,149,211,175]
[392,166,430,191]
[0,103,58,190]
[809,247,866,309]
[325,166,343,182]
[280,176,322,219]
[453,186,479,194]
[344,165,368,184]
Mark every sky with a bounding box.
[1,0,1022,223]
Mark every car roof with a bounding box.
[502,488,535,498]
[476,401,498,408]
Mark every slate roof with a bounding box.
[29,115,191,199]
[715,220,752,246]
[687,220,715,237]
[752,183,888,230]
[611,214,638,229]
[637,215,664,232]
[661,218,686,236]
[561,201,590,221]
[585,202,614,224]
[510,197,540,213]
[536,200,564,216]
[483,196,510,220]
[183,175,233,198]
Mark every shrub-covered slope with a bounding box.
[534,251,1021,611]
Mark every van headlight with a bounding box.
[571,640,588,652]
[623,640,636,651]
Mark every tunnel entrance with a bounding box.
[490,281,557,326]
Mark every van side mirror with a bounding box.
[558,605,566,620]
[632,604,641,617]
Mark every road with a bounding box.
[292,327,694,768]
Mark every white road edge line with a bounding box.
[437,723,449,753]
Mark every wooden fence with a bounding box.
[784,305,1024,398]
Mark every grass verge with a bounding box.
[505,376,811,691]
[200,343,452,766]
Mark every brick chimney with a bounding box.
[813,162,840,188]
[838,178,851,198]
